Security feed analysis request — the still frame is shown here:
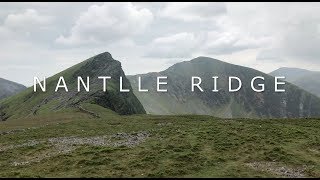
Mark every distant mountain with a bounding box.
[128,57,320,118]
[0,78,26,100]
[0,52,145,121]
[270,67,320,97]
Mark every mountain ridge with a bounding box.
[270,67,320,97]
[0,78,26,101]
[129,56,320,118]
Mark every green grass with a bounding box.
[0,104,319,177]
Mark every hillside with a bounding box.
[270,67,320,97]
[0,78,26,100]
[128,57,320,118]
[0,52,145,121]
[0,104,319,177]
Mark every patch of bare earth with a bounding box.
[6,131,149,166]
[246,161,307,178]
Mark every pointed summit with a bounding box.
[0,52,145,121]
[93,51,113,60]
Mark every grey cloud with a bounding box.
[256,49,282,61]
[161,2,227,21]
[257,18,320,63]
[281,20,320,61]
[0,2,320,86]
[204,31,271,55]
[144,32,206,58]
[205,45,252,55]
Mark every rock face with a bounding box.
[128,57,320,118]
[0,52,145,121]
[0,78,26,100]
[270,67,320,98]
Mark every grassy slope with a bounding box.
[0,52,145,120]
[0,57,89,119]
[0,105,319,178]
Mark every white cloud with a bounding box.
[0,9,54,42]
[160,2,226,21]
[4,9,52,29]
[56,2,153,46]
[204,30,271,55]
[145,15,272,58]
[226,3,320,63]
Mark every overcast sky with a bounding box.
[1,2,320,86]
